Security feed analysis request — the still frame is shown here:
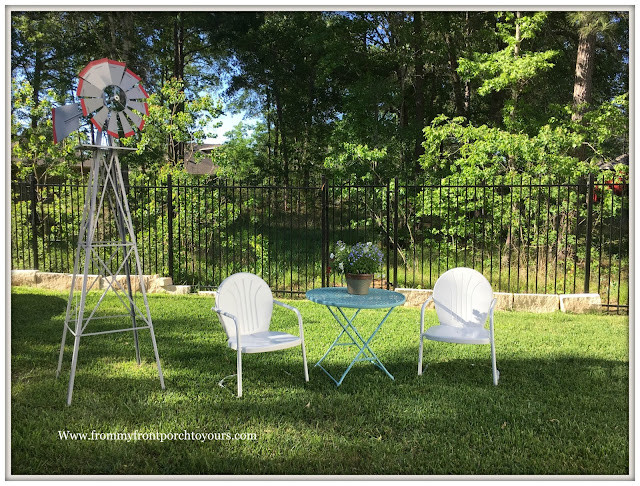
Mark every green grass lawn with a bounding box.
[10,286,629,476]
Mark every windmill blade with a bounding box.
[78,58,107,80]
[81,97,105,116]
[118,112,135,137]
[124,107,142,129]
[77,78,104,99]
[90,106,109,131]
[119,69,142,92]
[107,60,126,86]
[124,84,148,101]
[79,58,111,90]
[106,113,121,138]
[126,100,149,116]
[52,103,82,144]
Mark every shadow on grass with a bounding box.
[11,292,67,326]
[11,349,629,475]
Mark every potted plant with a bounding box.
[330,241,384,295]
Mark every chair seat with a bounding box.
[227,331,302,354]
[423,324,490,345]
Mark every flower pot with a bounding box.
[345,273,373,295]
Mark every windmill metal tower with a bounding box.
[53,58,165,405]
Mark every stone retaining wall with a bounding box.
[395,288,601,314]
[11,270,602,313]
[11,269,190,295]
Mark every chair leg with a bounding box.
[237,348,243,397]
[418,334,424,376]
[490,339,499,386]
[301,342,309,382]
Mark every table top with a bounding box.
[306,287,406,309]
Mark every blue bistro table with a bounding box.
[306,287,406,386]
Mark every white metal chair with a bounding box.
[212,272,309,397]
[418,267,499,385]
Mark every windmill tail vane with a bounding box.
[53,59,164,406]
[52,58,149,144]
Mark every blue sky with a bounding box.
[206,111,258,144]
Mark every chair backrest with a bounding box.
[215,273,274,337]
[432,267,494,329]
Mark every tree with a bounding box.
[213,122,265,181]
[569,11,614,123]
[568,11,628,163]
[457,11,559,134]
[123,78,222,172]
[11,79,82,183]
[10,9,629,185]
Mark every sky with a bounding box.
[206,111,244,144]
[205,110,259,144]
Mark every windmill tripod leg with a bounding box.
[110,154,165,390]
[66,334,82,406]
[57,156,95,379]
[57,151,99,405]
[108,161,140,365]
[57,270,76,379]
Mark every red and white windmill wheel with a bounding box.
[77,58,149,139]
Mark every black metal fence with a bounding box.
[11,174,629,312]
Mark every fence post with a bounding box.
[393,177,399,289]
[584,173,595,293]
[30,174,39,270]
[166,174,174,281]
[386,180,391,290]
[321,175,327,287]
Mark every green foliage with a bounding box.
[460,48,558,97]
[324,143,388,182]
[123,78,223,171]
[212,122,263,180]
[566,93,629,164]
[457,12,559,131]
[10,10,629,184]
[11,79,84,182]
[420,115,586,181]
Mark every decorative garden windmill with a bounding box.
[53,58,165,405]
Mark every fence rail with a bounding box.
[11,174,629,312]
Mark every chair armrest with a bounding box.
[273,299,305,339]
[212,307,241,336]
[488,297,497,332]
[489,297,497,314]
[274,299,298,313]
[212,306,238,322]
[420,296,433,335]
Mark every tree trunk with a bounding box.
[173,14,184,81]
[488,15,506,127]
[509,11,522,127]
[572,30,596,123]
[31,47,42,130]
[463,12,471,116]
[121,13,133,65]
[444,13,465,118]
[507,11,522,169]
[172,13,185,165]
[412,11,426,170]
[273,83,290,192]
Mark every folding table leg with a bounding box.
[317,305,395,386]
